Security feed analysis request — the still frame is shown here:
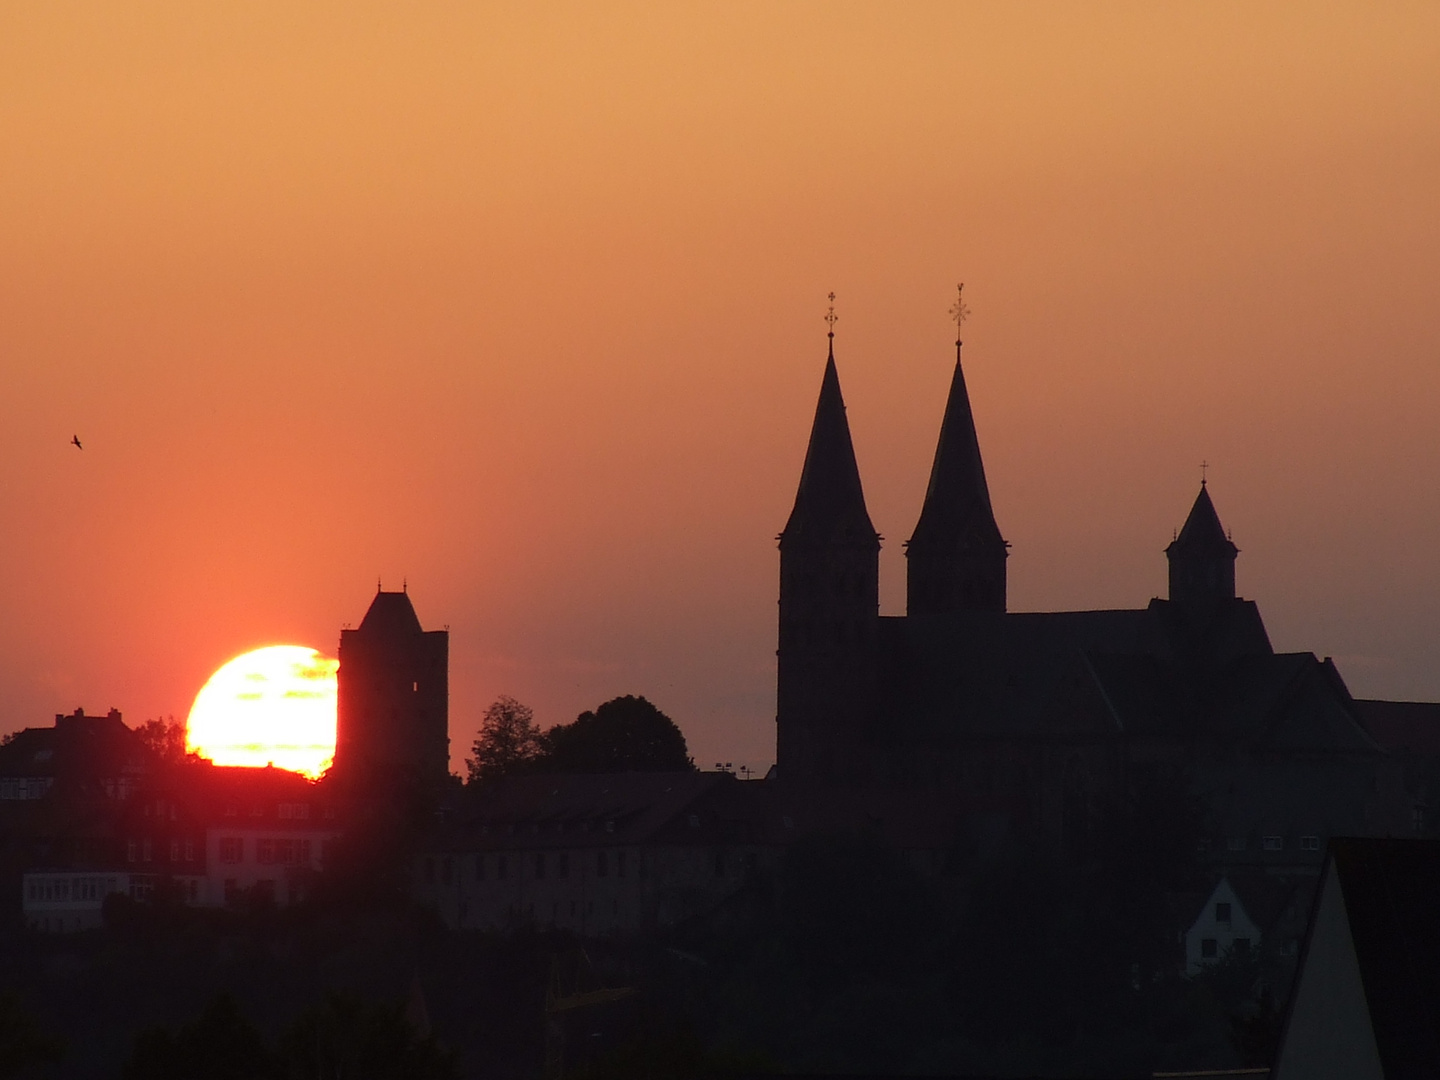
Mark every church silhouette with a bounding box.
[776,322,1411,859]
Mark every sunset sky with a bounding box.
[2,3,1438,773]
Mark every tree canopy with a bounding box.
[466,695,694,783]
[542,695,694,774]
[466,696,544,783]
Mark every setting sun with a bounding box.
[186,646,339,778]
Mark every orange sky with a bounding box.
[2,3,1438,773]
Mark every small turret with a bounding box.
[1166,482,1239,612]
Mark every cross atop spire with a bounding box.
[824,292,838,355]
[949,283,970,347]
[1200,459,1210,486]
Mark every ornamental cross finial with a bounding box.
[1200,460,1209,485]
[825,292,838,338]
[949,283,970,343]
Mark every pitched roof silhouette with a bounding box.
[907,344,1004,553]
[780,347,878,547]
[1275,839,1440,1078]
[357,589,424,636]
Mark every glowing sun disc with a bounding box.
[186,645,339,778]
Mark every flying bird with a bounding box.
[71,435,82,450]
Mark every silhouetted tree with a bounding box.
[467,696,545,783]
[0,993,63,1078]
[541,696,694,774]
[122,994,274,1080]
[136,715,190,764]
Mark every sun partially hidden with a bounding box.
[186,645,339,778]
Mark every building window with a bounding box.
[1201,938,1217,959]
[1262,836,1283,851]
[597,851,608,878]
[1414,807,1427,835]
[127,839,138,863]
[278,802,310,821]
[1300,835,1321,851]
[142,839,153,863]
[1215,902,1232,925]
[219,837,244,864]
[184,840,195,862]
[1226,837,1246,852]
[1233,938,1252,954]
[534,853,545,880]
[170,840,181,862]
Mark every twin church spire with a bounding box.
[781,294,1006,615]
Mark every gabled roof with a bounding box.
[356,589,424,636]
[906,345,1005,555]
[1167,483,1238,559]
[780,349,878,548]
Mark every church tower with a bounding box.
[777,331,880,786]
[904,332,1007,615]
[1166,482,1239,612]
[334,587,449,794]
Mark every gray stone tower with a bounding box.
[335,587,449,793]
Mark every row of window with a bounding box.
[1200,835,1322,853]
[1199,937,1251,959]
[217,837,314,865]
[25,876,123,903]
[221,802,332,820]
[128,838,197,863]
[0,777,53,800]
[426,848,738,886]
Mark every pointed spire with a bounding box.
[780,347,878,548]
[1167,483,1238,560]
[907,339,1003,551]
[905,320,1008,614]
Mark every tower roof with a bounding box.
[906,345,1005,552]
[1167,483,1238,558]
[357,589,424,635]
[780,348,878,547]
